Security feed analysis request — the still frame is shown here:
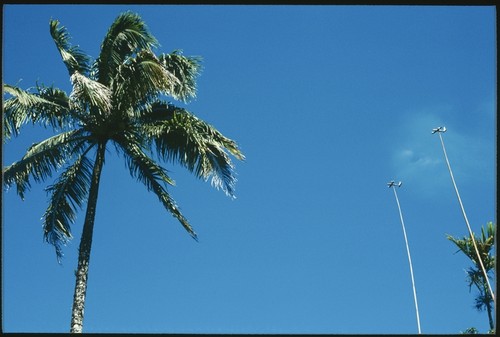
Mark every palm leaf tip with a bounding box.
[49,19,90,75]
[115,135,200,240]
[190,231,199,242]
[45,230,71,264]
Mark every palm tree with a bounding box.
[3,12,244,333]
[447,222,496,332]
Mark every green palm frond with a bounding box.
[159,50,202,102]
[3,83,74,140]
[43,154,94,262]
[447,223,496,315]
[97,11,158,86]
[481,222,495,248]
[3,130,91,199]
[447,225,495,271]
[136,100,176,123]
[69,72,112,113]
[142,105,244,197]
[448,235,470,257]
[49,19,90,75]
[113,50,179,113]
[113,133,197,239]
[466,267,486,290]
[474,292,493,312]
[448,234,479,264]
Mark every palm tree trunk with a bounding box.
[486,303,494,331]
[485,290,494,331]
[70,141,106,333]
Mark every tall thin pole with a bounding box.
[432,127,495,304]
[388,181,422,334]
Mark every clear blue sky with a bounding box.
[2,4,496,334]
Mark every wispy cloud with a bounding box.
[395,149,442,171]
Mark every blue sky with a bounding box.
[2,4,496,334]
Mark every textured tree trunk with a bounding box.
[70,141,106,333]
[487,305,494,331]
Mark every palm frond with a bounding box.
[96,11,158,86]
[481,222,495,249]
[142,106,244,197]
[113,133,197,239]
[69,72,112,113]
[49,19,90,75]
[466,267,485,290]
[447,224,496,271]
[448,223,496,312]
[113,50,179,114]
[159,50,202,102]
[3,130,91,199]
[3,83,74,140]
[474,284,494,311]
[43,154,94,262]
[136,100,176,124]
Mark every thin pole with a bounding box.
[389,182,422,334]
[435,129,495,304]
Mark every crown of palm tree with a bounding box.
[447,222,496,331]
[3,11,245,262]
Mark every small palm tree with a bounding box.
[447,222,496,332]
[3,12,244,333]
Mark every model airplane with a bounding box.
[432,126,447,134]
[387,181,402,188]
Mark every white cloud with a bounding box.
[399,150,441,173]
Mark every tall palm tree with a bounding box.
[447,222,496,332]
[3,12,244,333]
